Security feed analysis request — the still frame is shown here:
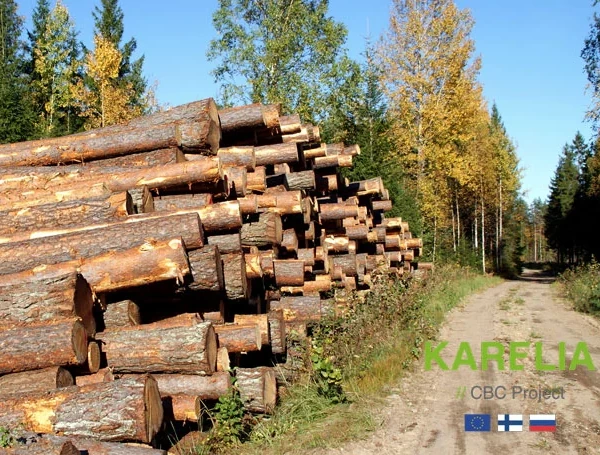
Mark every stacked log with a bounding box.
[0,98,422,452]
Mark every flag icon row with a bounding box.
[465,414,556,432]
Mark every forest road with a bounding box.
[320,269,600,455]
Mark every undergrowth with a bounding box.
[190,264,498,454]
[559,262,600,314]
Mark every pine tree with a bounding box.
[0,0,34,142]
[207,0,356,123]
[92,0,147,112]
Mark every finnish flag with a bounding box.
[498,414,523,432]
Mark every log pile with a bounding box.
[0,99,422,452]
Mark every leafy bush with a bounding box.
[559,262,600,314]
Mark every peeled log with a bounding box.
[103,300,142,328]
[217,146,256,171]
[98,322,217,374]
[267,309,286,354]
[188,245,224,292]
[255,143,298,166]
[0,192,131,236]
[0,319,88,374]
[270,296,334,323]
[215,324,262,352]
[236,367,277,413]
[0,269,95,336]
[273,260,305,286]
[0,99,219,167]
[233,314,269,345]
[152,193,212,212]
[0,367,74,396]
[222,253,249,301]
[0,376,163,443]
[0,212,203,272]
[241,212,282,246]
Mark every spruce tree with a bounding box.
[92,0,147,111]
[0,0,34,142]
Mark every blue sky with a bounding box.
[17,0,596,203]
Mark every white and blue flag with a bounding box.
[497,414,523,432]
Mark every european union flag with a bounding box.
[465,414,491,432]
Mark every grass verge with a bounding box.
[558,262,600,315]
[194,265,500,454]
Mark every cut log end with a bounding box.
[144,375,164,443]
[72,319,89,365]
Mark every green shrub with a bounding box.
[559,262,600,314]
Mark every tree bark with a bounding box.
[84,147,183,167]
[246,166,267,192]
[0,376,163,443]
[329,254,359,277]
[74,367,115,387]
[233,314,269,345]
[0,438,79,454]
[281,228,299,253]
[241,212,282,247]
[223,166,247,196]
[236,367,276,413]
[214,324,262,352]
[244,253,263,279]
[319,203,359,221]
[278,114,301,134]
[273,260,305,286]
[313,155,352,169]
[219,103,280,135]
[188,245,224,292]
[103,300,142,328]
[372,200,393,212]
[222,253,249,301]
[267,309,286,354]
[0,269,95,336]
[237,195,259,215]
[0,183,111,212]
[284,170,315,191]
[0,192,131,236]
[207,232,241,253]
[97,322,217,374]
[0,319,88,374]
[0,367,74,396]
[152,193,212,212]
[270,297,333,322]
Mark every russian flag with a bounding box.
[529,414,556,432]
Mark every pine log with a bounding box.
[372,200,393,212]
[284,170,315,190]
[0,438,79,454]
[241,212,282,246]
[316,173,339,192]
[0,376,163,443]
[0,367,74,396]
[344,276,357,290]
[343,144,361,156]
[273,163,291,175]
[280,275,332,296]
[325,143,344,155]
[207,232,242,253]
[258,250,275,277]
[188,245,224,292]
[152,193,212,212]
[385,251,403,263]
[0,319,88,374]
[329,254,359,277]
[267,309,286,354]
[223,166,247,197]
[219,103,280,135]
[345,224,369,240]
[246,166,267,192]
[0,212,203,269]
[281,228,299,253]
[265,191,303,215]
[80,238,191,293]
[197,201,242,233]
[0,269,95,335]
[214,324,262,353]
[319,203,359,221]
[305,221,316,241]
[98,322,217,374]
[237,195,259,214]
[303,143,327,159]
[0,192,131,236]
[281,128,309,144]
[313,155,352,169]
[245,253,263,279]
[84,147,183,167]
[297,248,316,266]
[324,235,350,253]
[279,114,302,134]
[270,296,333,322]
[382,217,403,230]
[403,251,415,262]
[75,368,115,387]
[255,193,277,209]
[70,341,102,375]
[273,260,305,286]
[217,346,231,372]
[236,367,276,413]
[385,235,407,250]
[233,314,269,345]
[345,177,383,196]
[366,254,388,271]
[44,437,167,455]
[401,221,410,232]
[103,300,142,328]
[255,143,298,166]
[222,253,249,300]
[406,238,423,249]
[217,146,256,171]
[0,158,222,193]
[129,187,155,214]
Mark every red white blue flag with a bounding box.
[529,414,556,432]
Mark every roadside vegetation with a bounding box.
[186,265,500,454]
[558,262,600,315]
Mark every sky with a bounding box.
[16,0,596,204]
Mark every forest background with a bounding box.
[1,0,598,273]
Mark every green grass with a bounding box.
[208,265,501,455]
[558,262,600,315]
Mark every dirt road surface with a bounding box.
[324,270,600,455]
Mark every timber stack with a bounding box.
[0,98,422,452]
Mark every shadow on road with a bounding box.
[516,267,556,284]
